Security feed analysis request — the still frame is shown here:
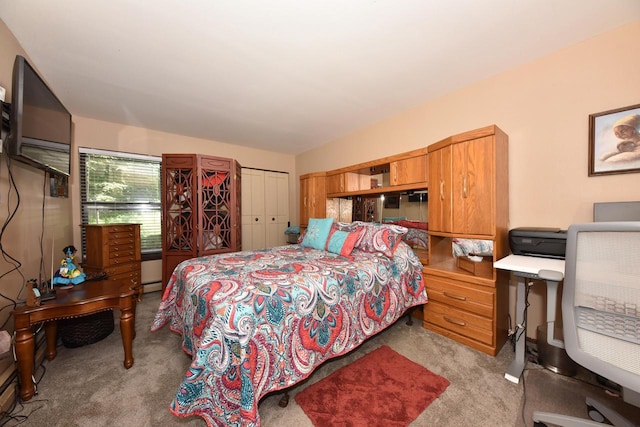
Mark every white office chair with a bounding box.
[533,221,640,427]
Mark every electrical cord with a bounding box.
[0,152,23,329]
[38,174,47,286]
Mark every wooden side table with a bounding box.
[12,280,136,401]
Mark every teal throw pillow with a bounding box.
[301,218,334,250]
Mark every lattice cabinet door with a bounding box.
[161,154,241,290]
[198,155,237,256]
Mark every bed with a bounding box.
[151,220,427,427]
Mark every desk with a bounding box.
[12,280,136,401]
[494,255,565,384]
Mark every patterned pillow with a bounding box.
[352,221,408,258]
[301,218,334,250]
[326,228,363,257]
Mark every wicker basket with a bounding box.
[58,310,115,348]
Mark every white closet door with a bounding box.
[265,172,289,248]
[241,169,266,250]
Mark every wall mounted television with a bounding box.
[6,55,72,176]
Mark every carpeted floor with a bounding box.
[2,291,638,426]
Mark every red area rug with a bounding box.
[295,345,450,426]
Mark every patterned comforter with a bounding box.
[151,241,427,427]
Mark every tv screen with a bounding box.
[7,55,71,176]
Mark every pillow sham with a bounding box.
[326,228,363,257]
[301,218,334,250]
[352,221,408,258]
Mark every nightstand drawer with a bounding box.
[423,300,493,346]
[425,275,494,318]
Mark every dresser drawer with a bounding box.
[423,300,494,346]
[107,225,137,234]
[108,246,138,263]
[109,233,137,244]
[424,275,494,318]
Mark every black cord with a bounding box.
[38,174,47,287]
[521,365,528,426]
[0,152,24,329]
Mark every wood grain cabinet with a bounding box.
[390,154,428,186]
[161,154,241,290]
[423,125,510,356]
[299,172,326,228]
[326,172,370,194]
[82,224,142,300]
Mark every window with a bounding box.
[79,148,161,260]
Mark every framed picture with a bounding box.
[589,103,640,176]
[383,195,400,209]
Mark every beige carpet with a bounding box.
[2,291,637,426]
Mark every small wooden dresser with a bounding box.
[82,224,142,300]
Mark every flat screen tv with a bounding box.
[6,55,72,176]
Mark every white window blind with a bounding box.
[79,148,161,259]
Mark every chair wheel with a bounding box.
[587,404,606,423]
[533,422,548,427]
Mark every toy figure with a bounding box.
[52,245,86,286]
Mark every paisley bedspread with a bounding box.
[151,241,427,427]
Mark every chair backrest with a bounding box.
[562,221,640,406]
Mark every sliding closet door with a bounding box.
[241,169,266,250]
[241,168,289,250]
[265,171,289,248]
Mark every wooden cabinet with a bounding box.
[299,172,326,228]
[428,145,452,233]
[324,147,429,199]
[82,224,142,300]
[326,172,370,194]
[390,154,428,186]
[428,126,506,237]
[423,125,509,356]
[452,137,495,235]
[162,154,241,289]
[242,168,290,250]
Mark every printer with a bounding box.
[509,227,567,259]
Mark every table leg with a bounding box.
[505,275,527,384]
[14,327,35,401]
[120,307,134,369]
[44,321,58,360]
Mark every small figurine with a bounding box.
[52,245,86,286]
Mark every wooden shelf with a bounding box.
[326,181,428,198]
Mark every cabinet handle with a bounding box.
[272,217,275,221]
[255,218,259,222]
[443,316,466,327]
[393,164,397,183]
[443,292,467,301]
[439,180,444,200]
[463,176,468,198]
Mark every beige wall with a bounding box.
[296,21,640,337]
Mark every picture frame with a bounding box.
[589,103,640,176]
[383,194,400,209]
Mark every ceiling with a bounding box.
[1,1,639,155]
